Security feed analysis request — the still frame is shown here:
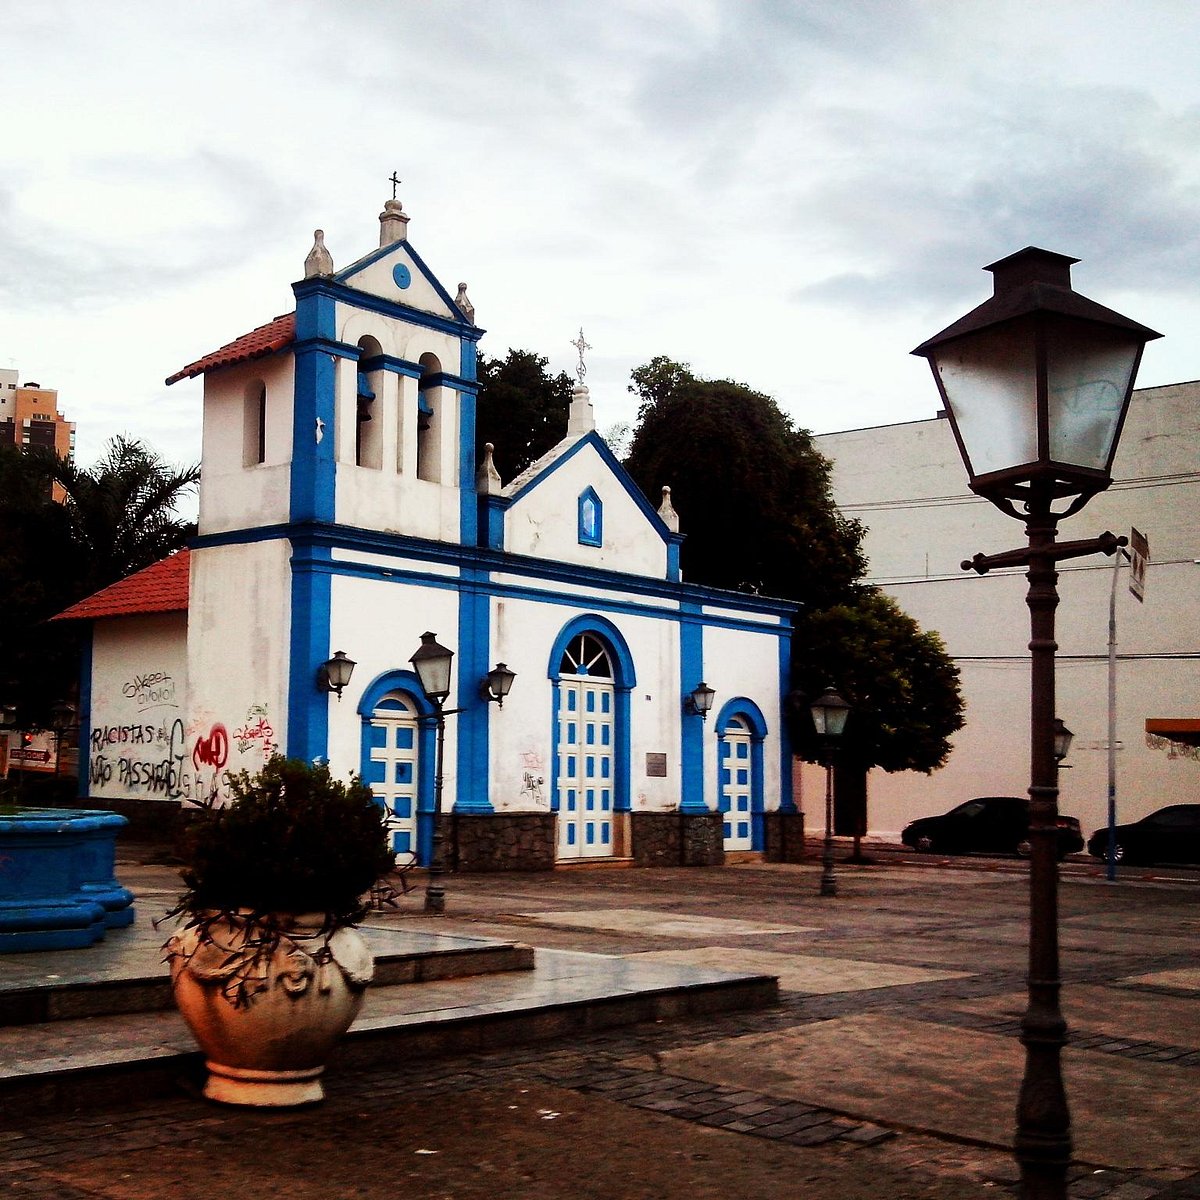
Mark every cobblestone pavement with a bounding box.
[3,851,1199,1198]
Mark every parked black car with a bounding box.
[1086,804,1200,865]
[901,796,1085,860]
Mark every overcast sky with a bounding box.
[4,0,1200,480]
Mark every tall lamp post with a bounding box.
[409,632,456,915]
[409,632,517,915]
[810,687,850,898]
[913,247,1160,1199]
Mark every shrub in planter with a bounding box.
[163,756,395,1106]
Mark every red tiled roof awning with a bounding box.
[165,313,295,385]
[52,550,190,622]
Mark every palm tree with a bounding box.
[39,435,200,594]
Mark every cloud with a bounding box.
[787,83,1200,316]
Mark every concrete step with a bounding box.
[0,923,536,1027]
[0,948,778,1114]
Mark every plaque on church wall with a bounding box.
[645,753,667,777]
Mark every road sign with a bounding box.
[1129,527,1149,602]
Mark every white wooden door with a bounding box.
[367,692,421,861]
[556,636,615,859]
[720,716,753,851]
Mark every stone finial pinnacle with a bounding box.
[476,442,503,495]
[455,282,475,324]
[658,485,680,532]
[304,229,334,278]
[379,198,410,247]
[567,382,595,436]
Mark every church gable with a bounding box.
[333,200,469,325]
[502,432,675,578]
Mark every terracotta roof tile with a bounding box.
[165,313,295,385]
[53,550,190,622]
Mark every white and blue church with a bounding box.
[65,196,800,870]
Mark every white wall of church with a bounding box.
[186,539,292,802]
[198,357,295,536]
[702,623,786,803]
[324,570,460,789]
[505,445,669,578]
[85,614,188,804]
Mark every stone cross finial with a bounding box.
[570,328,592,382]
[389,171,401,200]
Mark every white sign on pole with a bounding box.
[1128,528,1149,603]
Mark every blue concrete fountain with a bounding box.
[0,808,135,952]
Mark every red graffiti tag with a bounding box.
[192,725,229,771]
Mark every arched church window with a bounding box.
[356,336,383,469]
[243,381,266,467]
[578,487,603,546]
[416,352,442,483]
[558,633,613,678]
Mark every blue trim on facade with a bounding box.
[678,605,707,814]
[356,670,438,866]
[358,354,422,379]
[424,370,480,395]
[455,567,493,812]
[577,486,602,547]
[547,615,635,815]
[297,276,484,342]
[77,630,94,801]
[289,288,338,525]
[777,633,796,813]
[458,341,478,550]
[480,496,507,550]
[286,539,334,761]
[666,534,684,583]
[291,336,360,361]
[189,523,796,623]
[715,699,768,851]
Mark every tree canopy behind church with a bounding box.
[0,436,198,731]
[475,350,572,480]
[622,357,962,775]
[622,356,865,610]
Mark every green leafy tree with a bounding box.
[0,436,198,731]
[624,357,963,784]
[623,357,865,610]
[39,435,199,596]
[789,589,965,774]
[475,350,573,480]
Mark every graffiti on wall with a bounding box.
[519,750,546,806]
[1147,732,1200,764]
[89,689,280,807]
[121,669,179,712]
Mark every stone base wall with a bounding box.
[451,812,556,873]
[763,811,807,863]
[631,811,725,867]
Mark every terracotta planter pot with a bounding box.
[166,912,374,1106]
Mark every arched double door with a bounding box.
[550,620,633,861]
[716,701,767,853]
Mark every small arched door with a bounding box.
[554,632,615,859]
[365,691,422,860]
[716,701,767,852]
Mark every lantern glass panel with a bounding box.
[1045,319,1140,472]
[932,320,1037,480]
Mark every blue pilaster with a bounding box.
[286,538,334,762]
[679,605,707,813]
[290,282,339,524]
[454,567,493,811]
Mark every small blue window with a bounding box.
[578,487,603,546]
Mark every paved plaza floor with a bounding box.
[2,846,1198,1198]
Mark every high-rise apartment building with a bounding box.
[0,369,76,499]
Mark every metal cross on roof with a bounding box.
[389,172,401,200]
[570,327,592,382]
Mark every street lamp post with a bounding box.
[409,632,455,915]
[810,687,850,898]
[914,247,1160,1200]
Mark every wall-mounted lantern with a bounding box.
[317,650,357,701]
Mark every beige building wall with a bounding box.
[815,380,1200,845]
